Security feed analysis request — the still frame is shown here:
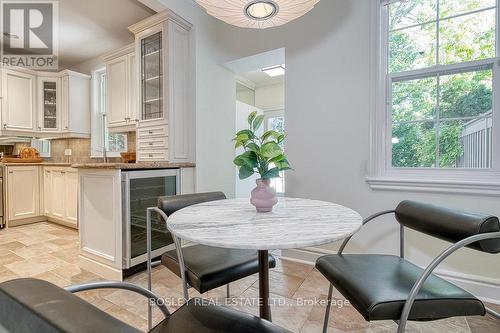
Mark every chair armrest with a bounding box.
[338,210,396,255]
[397,231,500,333]
[64,281,170,318]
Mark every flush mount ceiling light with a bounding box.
[262,64,285,77]
[196,0,320,29]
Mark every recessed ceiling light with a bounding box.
[245,1,278,20]
[262,64,285,77]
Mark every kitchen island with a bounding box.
[74,162,195,280]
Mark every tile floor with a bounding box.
[0,222,499,332]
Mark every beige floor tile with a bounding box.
[274,257,314,279]
[1,241,26,251]
[233,287,314,332]
[4,253,67,277]
[0,252,25,266]
[252,270,305,298]
[32,271,72,288]
[105,304,147,331]
[10,242,59,259]
[0,267,20,283]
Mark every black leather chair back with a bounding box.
[158,192,227,217]
[0,279,140,333]
[395,200,500,253]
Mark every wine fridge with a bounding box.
[122,169,179,269]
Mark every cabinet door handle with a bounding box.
[148,130,153,134]
[149,154,153,158]
[8,171,13,174]
[149,142,153,146]
[3,124,6,129]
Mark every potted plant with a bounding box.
[233,111,291,212]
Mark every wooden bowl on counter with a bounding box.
[120,152,136,163]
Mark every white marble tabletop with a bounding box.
[167,197,363,250]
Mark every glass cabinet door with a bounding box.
[141,32,163,121]
[129,174,176,259]
[42,81,57,129]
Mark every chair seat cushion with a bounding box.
[151,298,290,333]
[0,279,140,333]
[315,255,485,321]
[162,245,276,293]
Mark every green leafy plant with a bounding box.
[233,111,291,180]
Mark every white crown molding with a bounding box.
[236,75,256,90]
[128,9,192,35]
[102,43,135,62]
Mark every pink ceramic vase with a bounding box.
[250,179,278,213]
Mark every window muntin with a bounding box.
[92,69,127,157]
[386,0,496,169]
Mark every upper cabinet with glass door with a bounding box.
[38,76,60,132]
[129,10,195,163]
[141,32,163,121]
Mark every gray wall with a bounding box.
[214,0,500,294]
[156,0,499,299]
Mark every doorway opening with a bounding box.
[225,49,286,198]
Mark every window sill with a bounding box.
[366,177,500,196]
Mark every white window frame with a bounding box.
[264,108,286,195]
[367,0,500,196]
[91,67,127,158]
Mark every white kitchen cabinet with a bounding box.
[0,67,90,138]
[130,11,194,162]
[6,166,40,221]
[103,44,138,132]
[64,169,78,225]
[1,69,37,133]
[43,166,78,228]
[60,70,91,137]
[37,75,61,132]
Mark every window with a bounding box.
[91,68,127,157]
[265,109,285,194]
[369,0,500,194]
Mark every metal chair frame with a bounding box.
[322,210,500,333]
[145,206,231,329]
[64,281,170,319]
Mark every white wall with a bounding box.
[214,0,500,300]
[147,0,237,198]
[255,82,284,111]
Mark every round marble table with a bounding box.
[167,197,363,321]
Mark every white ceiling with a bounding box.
[58,0,155,69]
[238,69,285,87]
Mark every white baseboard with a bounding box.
[79,255,123,281]
[281,248,500,305]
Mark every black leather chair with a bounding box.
[148,192,276,301]
[0,278,291,333]
[316,200,500,333]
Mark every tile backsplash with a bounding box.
[12,132,136,163]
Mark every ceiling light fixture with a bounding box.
[196,0,320,29]
[245,1,278,20]
[262,64,285,77]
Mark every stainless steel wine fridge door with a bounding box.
[122,169,179,268]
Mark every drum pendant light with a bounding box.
[196,0,320,29]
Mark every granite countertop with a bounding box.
[1,162,73,167]
[71,162,196,170]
